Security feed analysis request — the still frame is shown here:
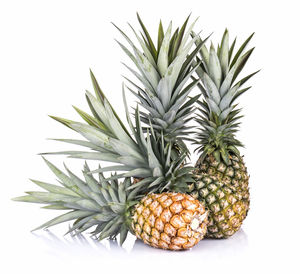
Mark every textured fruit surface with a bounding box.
[196,154,250,213]
[190,171,249,239]
[131,193,208,250]
[192,30,256,239]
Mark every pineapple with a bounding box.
[13,160,208,250]
[114,14,209,154]
[189,29,259,238]
[131,192,208,249]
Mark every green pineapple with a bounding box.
[114,14,208,154]
[189,29,258,238]
[13,160,208,250]
[190,172,248,238]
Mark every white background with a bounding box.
[1,0,299,273]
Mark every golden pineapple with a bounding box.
[132,192,208,250]
[13,160,208,250]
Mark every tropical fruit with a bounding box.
[189,173,247,238]
[132,192,208,249]
[12,16,257,247]
[13,160,208,250]
[190,29,258,238]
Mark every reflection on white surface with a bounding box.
[132,229,248,255]
[32,228,248,259]
[32,229,130,257]
[9,225,296,274]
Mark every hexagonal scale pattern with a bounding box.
[131,193,208,250]
[189,167,249,239]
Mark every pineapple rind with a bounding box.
[131,192,208,250]
[190,155,249,239]
[197,155,250,207]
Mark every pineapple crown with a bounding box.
[13,159,140,245]
[43,70,194,194]
[192,29,259,164]
[114,13,209,150]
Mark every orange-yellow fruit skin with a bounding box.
[131,192,208,250]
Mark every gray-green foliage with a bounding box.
[12,159,139,245]
[43,70,194,194]
[193,29,259,164]
[115,14,209,150]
